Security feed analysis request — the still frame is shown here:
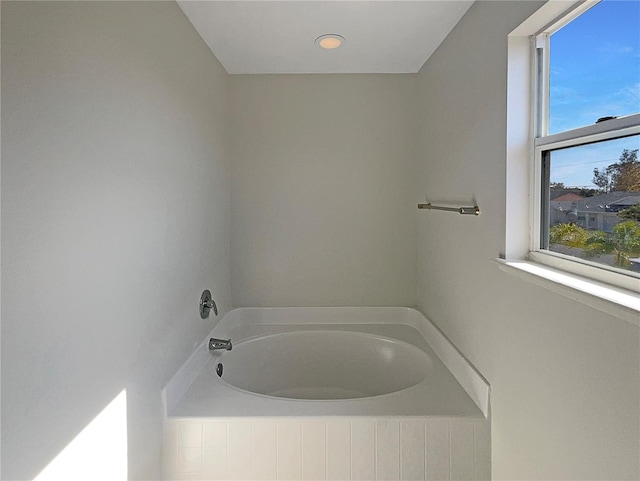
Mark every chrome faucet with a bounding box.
[209,338,232,351]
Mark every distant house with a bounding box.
[550,189,585,202]
[550,191,640,232]
[549,190,586,227]
[551,192,585,202]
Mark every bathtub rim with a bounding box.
[163,307,490,418]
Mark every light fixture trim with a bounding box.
[315,34,345,50]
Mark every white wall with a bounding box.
[415,1,640,479]
[4,1,639,479]
[230,75,417,307]
[1,2,231,479]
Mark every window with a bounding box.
[532,0,640,289]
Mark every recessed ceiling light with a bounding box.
[315,34,345,50]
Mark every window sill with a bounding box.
[493,258,640,327]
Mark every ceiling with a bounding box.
[177,1,474,74]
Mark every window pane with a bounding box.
[549,0,640,134]
[546,134,640,274]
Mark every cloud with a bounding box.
[550,85,585,106]
[598,43,635,56]
[617,82,640,103]
[575,83,640,121]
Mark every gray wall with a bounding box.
[1,2,231,479]
[415,1,640,479]
[230,75,417,307]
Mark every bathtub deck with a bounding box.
[169,323,483,418]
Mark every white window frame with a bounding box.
[531,117,640,293]
[501,0,640,324]
[530,1,640,293]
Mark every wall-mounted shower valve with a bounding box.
[199,289,218,318]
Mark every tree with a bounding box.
[593,166,614,192]
[619,202,640,222]
[611,149,640,191]
[578,188,598,197]
[593,149,640,192]
[584,221,640,268]
[549,223,590,247]
[549,221,640,269]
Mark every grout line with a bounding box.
[473,421,478,481]
[325,422,329,481]
[176,423,181,476]
[374,421,378,481]
[174,422,180,479]
[302,422,307,480]
[349,422,352,481]
[424,420,427,481]
[399,421,402,481]
[448,421,452,481]
[200,423,204,477]
[301,422,305,481]
[349,421,352,481]
[226,422,230,480]
[251,423,254,481]
[349,421,353,481]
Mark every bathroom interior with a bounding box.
[2,1,639,480]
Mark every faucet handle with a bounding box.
[199,290,218,318]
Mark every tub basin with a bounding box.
[215,330,432,400]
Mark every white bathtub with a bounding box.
[163,308,491,480]
[164,307,489,418]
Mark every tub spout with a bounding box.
[209,338,232,351]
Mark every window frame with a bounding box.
[528,1,640,294]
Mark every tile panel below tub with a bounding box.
[163,417,490,481]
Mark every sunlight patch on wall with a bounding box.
[33,390,128,481]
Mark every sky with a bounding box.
[549,0,640,188]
